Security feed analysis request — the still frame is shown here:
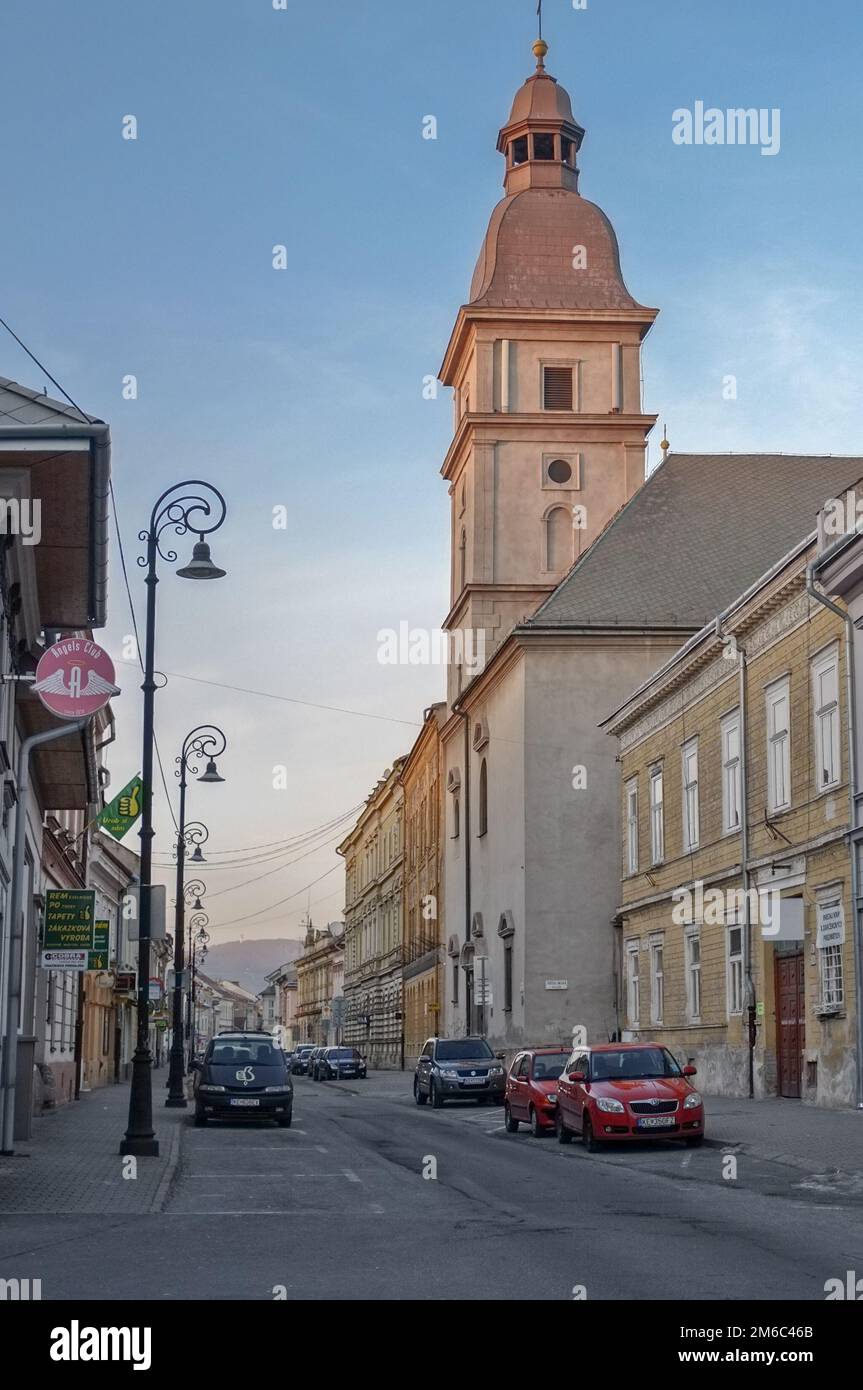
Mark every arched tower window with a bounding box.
[544,506,572,572]
[478,758,488,837]
[459,528,467,589]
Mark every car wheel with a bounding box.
[430,1078,444,1109]
[504,1102,519,1133]
[194,1111,207,1128]
[530,1107,545,1138]
[277,1111,292,1128]
[582,1114,601,1153]
[414,1078,428,1106]
[556,1109,572,1144]
[685,1135,704,1148]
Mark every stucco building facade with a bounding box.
[400,704,446,1061]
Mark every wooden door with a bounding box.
[775,952,805,1098]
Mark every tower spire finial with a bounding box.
[533,0,548,70]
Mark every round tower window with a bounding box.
[547,458,573,485]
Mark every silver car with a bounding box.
[413,1036,506,1108]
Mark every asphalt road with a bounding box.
[2,1074,862,1300]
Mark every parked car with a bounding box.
[192,1032,293,1128]
[504,1047,570,1136]
[309,1047,328,1080]
[291,1045,315,1075]
[556,1042,704,1151]
[413,1036,506,1107]
[317,1047,367,1080]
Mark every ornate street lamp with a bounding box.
[120,481,227,1158]
[188,914,211,1069]
[166,727,226,1108]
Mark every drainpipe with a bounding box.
[451,703,472,1033]
[806,565,863,1110]
[715,618,755,1097]
[1,719,90,1154]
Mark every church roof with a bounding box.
[469,188,645,311]
[524,453,863,631]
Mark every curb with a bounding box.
[150,1118,183,1213]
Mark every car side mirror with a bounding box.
[683,1064,697,1077]
[190,1059,201,1071]
[571,1071,587,1083]
[495,1051,506,1060]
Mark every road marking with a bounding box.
[681,1152,693,1169]
[485,1126,506,1134]
[369,1203,385,1214]
[343,1168,362,1184]
[316,1145,328,1154]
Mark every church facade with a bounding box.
[435,41,863,1063]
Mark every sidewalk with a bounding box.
[0,1067,185,1214]
[703,1093,863,1174]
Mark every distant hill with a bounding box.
[203,938,304,997]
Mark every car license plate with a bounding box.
[637,1115,675,1128]
[462,1076,485,1085]
[230,1098,259,1107]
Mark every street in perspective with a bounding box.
[0,0,862,1369]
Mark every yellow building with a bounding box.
[338,759,405,1068]
[605,535,857,1107]
[295,921,344,1045]
[400,705,446,1062]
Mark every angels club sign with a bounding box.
[33,638,120,720]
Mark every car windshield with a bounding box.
[210,1040,281,1065]
[589,1047,681,1081]
[531,1052,569,1080]
[436,1040,494,1061]
[329,1049,359,1060]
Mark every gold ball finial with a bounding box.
[533,38,548,69]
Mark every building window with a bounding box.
[503,938,513,1012]
[547,457,572,485]
[682,738,699,851]
[542,365,573,411]
[812,646,840,791]
[649,767,664,864]
[727,923,743,1015]
[452,958,459,1005]
[511,135,529,165]
[625,778,638,875]
[721,710,741,833]
[819,942,844,1009]
[649,938,663,1025]
[459,528,466,589]
[478,758,488,837]
[626,941,640,1026]
[685,931,701,1021]
[452,796,460,839]
[766,676,791,812]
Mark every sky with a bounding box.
[2,0,862,948]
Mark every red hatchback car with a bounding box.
[505,1047,571,1137]
[556,1042,705,1151]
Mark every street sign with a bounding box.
[125,884,167,941]
[474,980,493,1006]
[41,949,88,971]
[148,977,164,1002]
[32,637,120,720]
[97,774,143,842]
[44,889,96,952]
[114,971,136,993]
[88,919,110,971]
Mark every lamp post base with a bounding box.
[165,1096,188,1109]
[119,1136,160,1157]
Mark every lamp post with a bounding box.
[188,915,210,1068]
[166,729,226,1108]
[180,882,206,1066]
[120,481,227,1158]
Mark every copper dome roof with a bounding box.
[469,187,644,311]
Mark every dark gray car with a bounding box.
[413,1036,506,1108]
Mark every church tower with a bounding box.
[439,38,658,703]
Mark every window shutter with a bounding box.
[543,366,573,410]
